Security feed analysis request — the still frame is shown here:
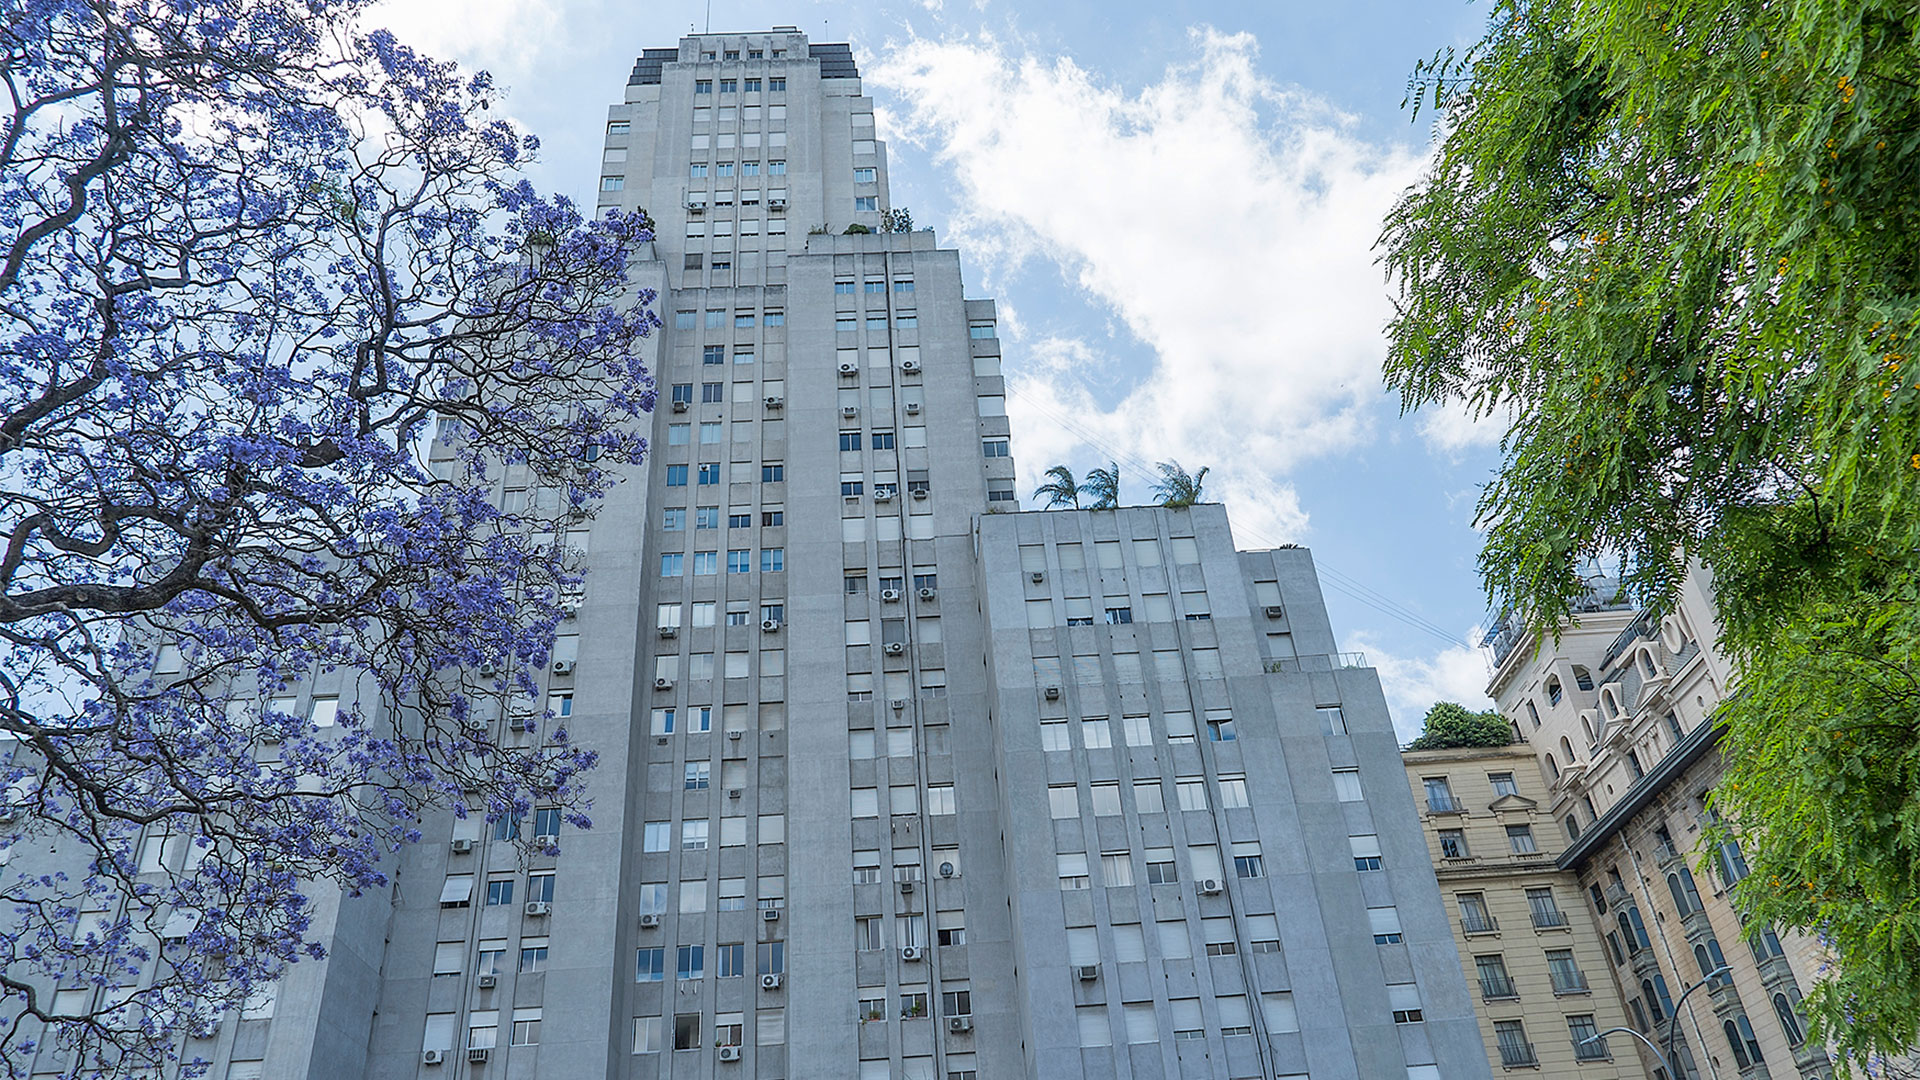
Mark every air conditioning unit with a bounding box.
[762,908,781,922]
[890,698,908,711]
[900,945,923,962]
[450,838,475,854]
[655,736,669,745]
[898,879,916,894]
[900,359,921,373]
[552,659,575,676]
[769,198,787,210]
[639,913,660,928]
[728,730,744,740]
[477,974,497,989]
[1264,605,1285,619]
[911,488,928,500]
[760,973,784,990]
[838,362,859,375]
[467,1047,490,1064]
[1076,964,1100,982]
[686,202,706,214]
[763,395,784,409]
[560,602,581,620]
[761,619,782,632]
[477,662,498,676]
[1199,879,1223,896]
[880,589,902,603]
[883,642,905,656]
[728,788,741,799]
[1029,571,1044,584]
[916,587,936,600]
[509,715,531,732]
[904,401,921,415]
[422,1048,446,1065]
[524,901,551,917]
[842,405,859,419]
[874,488,894,502]
[938,861,956,878]
[658,625,678,639]
[1044,685,1061,700]
[259,731,283,746]
[718,1046,742,1062]
[654,677,674,691]
[672,400,688,412]
[947,1016,973,1033]
[533,833,558,848]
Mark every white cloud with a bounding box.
[1415,399,1513,459]
[365,0,561,82]
[1348,628,1496,742]
[869,28,1427,542]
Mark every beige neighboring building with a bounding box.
[1403,742,1650,1077]
[1476,571,1837,1080]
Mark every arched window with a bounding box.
[1639,649,1660,680]
[1560,736,1578,764]
[1694,943,1713,978]
[1621,913,1642,955]
[1581,713,1597,743]
[1668,873,1696,915]
[1772,993,1804,1046]
[1546,753,1561,779]
[1728,1014,1758,1060]
[1599,687,1621,720]
[1546,676,1563,706]
[1572,665,1594,691]
[1643,979,1666,1022]
[1526,700,1541,728]
[1735,1015,1763,1063]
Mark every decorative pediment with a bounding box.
[1488,792,1538,813]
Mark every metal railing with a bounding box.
[1426,794,1464,813]
[1498,1040,1538,1067]
[1263,651,1368,674]
[1573,1035,1611,1061]
[1480,977,1519,1001]
[1460,913,1499,936]
[1530,908,1569,929]
[1552,971,1591,995]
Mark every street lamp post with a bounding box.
[1580,965,1730,1077]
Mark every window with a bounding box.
[468,1011,500,1051]
[1476,954,1516,997]
[1459,892,1496,934]
[1388,983,1424,1024]
[1206,712,1235,741]
[1133,780,1165,813]
[695,80,712,94]
[1175,777,1208,811]
[873,431,896,449]
[1489,771,1520,797]
[1494,1019,1534,1066]
[664,466,688,489]
[511,1008,542,1046]
[600,175,624,192]
[726,549,751,574]
[839,432,862,451]
[1370,906,1405,944]
[682,820,708,850]
[1218,775,1250,808]
[1048,786,1078,819]
[1423,777,1460,812]
[685,762,711,790]
[1081,718,1112,748]
[856,916,883,951]
[674,1014,701,1051]
[1438,829,1469,858]
[485,878,515,906]
[768,78,786,91]
[1773,993,1805,1046]
[1506,823,1538,854]
[1058,852,1090,890]
[762,463,784,482]
[677,944,705,980]
[1350,834,1382,871]
[1318,704,1347,735]
[720,79,737,93]
[969,322,995,339]
[1547,948,1586,993]
[1332,767,1363,801]
[692,551,718,576]
[636,947,665,982]
[1232,841,1265,879]
[1527,887,1567,928]
[761,548,784,572]
[1101,852,1134,887]
[716,942,745,979]
[762,509,783,526]
[520,940,548,973]
[662,507,685,531]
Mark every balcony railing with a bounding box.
[1498,1040,1539,1067]
[1573,1036,1611,1062]
[1461,913,1499,936]
[1480,978,1520,1001]
[1529,908,1569,929]
[1264,651,1368,674]
[1426,794,1465,814]
[1551,971,1591,995]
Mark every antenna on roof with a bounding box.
[704,0,711,34]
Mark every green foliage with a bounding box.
[1405,701,1513,751]
[1151,460,1209,508]
[1380,0,1920,1059]
[843,223,873,235]
[1083,462,1120,510]
[881,207,914,234]
[1033,465,1082,509]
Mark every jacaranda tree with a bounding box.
[1381,0,1920,1062]
[0,0,656,1073]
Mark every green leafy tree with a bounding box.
[1033,465,1082,509]
[1151,460,1210,508]
[1404,702,1512,751]
[1083,462,1121,509]
[1380,0,1920,1061]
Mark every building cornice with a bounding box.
[1556,719,1724,871]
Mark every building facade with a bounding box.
[1400,743,1649,1078]
[4,27,1492,1080]
[1479,574,1836,1080]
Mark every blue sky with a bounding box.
[372,0,1502,736]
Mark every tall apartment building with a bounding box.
[1400,742,1648,1077]
[1472,573,1837,1080]
[1,27,1492,1080]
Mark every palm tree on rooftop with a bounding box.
[1033,465,1082,509]
[1083,462,1120,509]
[1151,460,1209,508]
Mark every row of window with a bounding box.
[1471,948,1590,998]
[834,278,913,295]
[1434,822,1539,859]
[1490,1014,1609,1067]
[439,873,556,907]
[431,939,550,978]
[635,941,786,981]
[1029,705,1347,749]
[673,308,785,330]
[659,505,783,528]
[650,650,791,682]
[693,77,788,93]
[641,816,787,851]
[658,549,785,575]
[687,160,788,180]
[662,459,783,483]
[834,313,918,330]
[631,1011,789,1054]
[634,876,785,916]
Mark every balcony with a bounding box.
[1461,913,1500,937]
[1427,794,1466,814]
[1264,651,1368,674]
[1498,1041,1539,1068]
[1480,977,1520,1001]
[1573,1036,1612,1062]
[1551,971,1591,996]
[1529,908,1570,930]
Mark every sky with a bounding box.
[370,0,1503,738]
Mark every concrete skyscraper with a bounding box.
[4,28,1494,1080]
